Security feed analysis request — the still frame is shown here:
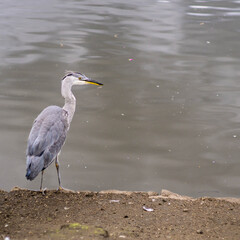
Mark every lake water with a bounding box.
[1,0,240,197]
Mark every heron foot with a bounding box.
[40,187,47,195]
[58,186,75,193]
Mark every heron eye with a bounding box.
[78,77,82,80]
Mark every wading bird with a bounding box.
[25,71,102,191]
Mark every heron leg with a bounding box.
[55,156,74,193]
[55,156,62,189]
[40,170,44,190]
[40,170,47,195]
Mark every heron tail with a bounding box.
[26,155,44,180]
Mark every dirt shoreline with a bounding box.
[1,187,240,239]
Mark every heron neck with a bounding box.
[61,81,76,124]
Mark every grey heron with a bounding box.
[25,71,103,191]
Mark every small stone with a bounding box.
[197,229,203,234]
[109,199,120,203]
[183,208,189,212]
[85,192,94,197]
[143,206,154,212]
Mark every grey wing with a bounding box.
[27,106,69,168]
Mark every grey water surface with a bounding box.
[1,0,240,197]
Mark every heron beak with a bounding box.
[85,79,103,86]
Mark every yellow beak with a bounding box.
[85,79,103,86]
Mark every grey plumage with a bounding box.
[25,72,103,190]
[26,106,68,180]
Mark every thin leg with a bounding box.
[40,170,47,195]
[40,170,44,190]
[55,156,74,193]
[55,156,62,189]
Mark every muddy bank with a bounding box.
[1,187,240,239]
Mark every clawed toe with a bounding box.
[58,186,75,193]
[40,187,47,195]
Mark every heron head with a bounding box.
[62,71,103,86]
